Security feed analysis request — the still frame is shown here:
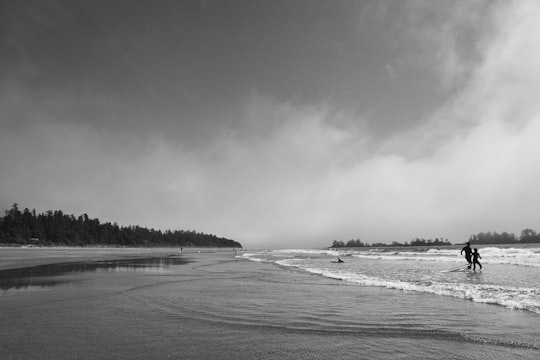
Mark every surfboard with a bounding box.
[443,265,471,273]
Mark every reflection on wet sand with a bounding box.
[0,256,190,291]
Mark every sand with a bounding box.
[1,247,539,359]
[0,246,229,271]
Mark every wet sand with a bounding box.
[1,248,539,359]
[0,246,228,271]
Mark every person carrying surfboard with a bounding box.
[460,242,473,269]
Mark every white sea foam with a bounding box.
[241,253,269,262]
[272,248,344,256]
[295,265,540,314]
[348,246,540,267]
[243,246,540,315]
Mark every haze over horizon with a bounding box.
[2,0,540,249]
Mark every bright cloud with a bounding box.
[1,0,540,248]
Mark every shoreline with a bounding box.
[0,246,237,271]
[1,246,539,359]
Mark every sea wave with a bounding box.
[305,267,540,314]
[261,251,540,315]
[342,247,540,267]
[241,246,540,314]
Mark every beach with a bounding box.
[0,247,194,271]
[1,247,539,359]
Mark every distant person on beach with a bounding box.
[461,242,473,269]
[472,248,482,271]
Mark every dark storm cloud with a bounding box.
[1,0,539,248]
[1,0,458,138]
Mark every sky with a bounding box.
[1,0,540,249]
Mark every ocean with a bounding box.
[242,244,540,314]
[0,246,539,359]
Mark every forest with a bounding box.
[331,229,540,248]
[0,204,242,248]
[331,237,452,248]
[468,229,540,244]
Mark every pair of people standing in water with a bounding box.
[461,242,482,270]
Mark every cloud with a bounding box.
[2,0,540,248]
[386,64,396,79]
[362,0,494,91]
[176,0,540,246]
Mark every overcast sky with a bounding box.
[1,0,540,248]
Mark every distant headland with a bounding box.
[0,204,242,248]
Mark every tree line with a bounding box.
[468,229,540,244]
[331,237,452,248]
[0,204,242,248]
[331,229,540,248]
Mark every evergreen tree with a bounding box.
[0,204,242,248]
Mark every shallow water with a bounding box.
[1,249,539,359]
[0,257,189,292]
[243,245,540,314]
